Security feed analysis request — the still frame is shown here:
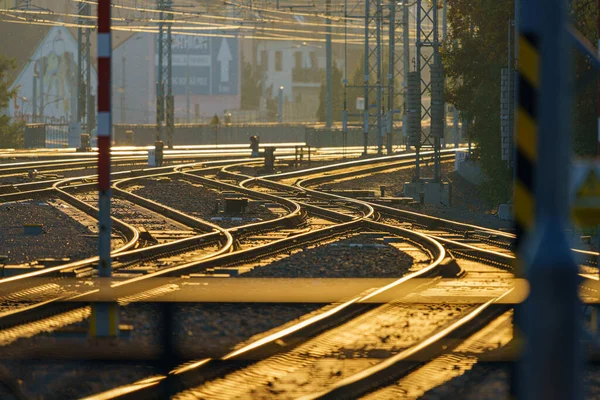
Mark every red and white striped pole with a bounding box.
[97,0,112,277]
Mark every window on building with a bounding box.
[0,0,16,8]
[294,52,302,69]
[309,52,317,69]
[260,50,268,68]
[275,51,283,71]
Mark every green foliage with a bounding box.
[240,58,281,121]
[345,53,400,124]
[241,58,265,110]
[571,0,598,157]
[316,63,343,122]
[442,0,514,204]
[264,84,278,121]
[442,0,600,205]
[0,56,24,149]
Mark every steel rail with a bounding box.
[86,159,529,399]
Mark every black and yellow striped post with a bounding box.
[515,0,582,398]
[510,29,540,400]
[514,31,539,259]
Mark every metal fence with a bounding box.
[24,124,70,149]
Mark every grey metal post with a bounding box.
[39,58,44,123]
[453,108,458,148]
[76,2,91,135]
[363,0,371,156]
[325,0,333,129]
[342,0,348,158]
[156,0,164,142]
[186,58,190,123]
[32,63,37,122]
[376,0,383,156]
[442,0,447,38]
[507,19,513,167]
[166,0,173,149]
[387,0,396,155]
[433,0,440,182]
[278,86,284,124]
[517,0,582,398]
[403,1,410,146]
[415,1,422,178]
[76,21,82,125]
[442,0,448,146]
[121,54,126,124]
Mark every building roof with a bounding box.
[0,22,50,84]
[0,20,135,86]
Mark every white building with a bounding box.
[7,26,97,126]
[255,40,339,123]
[112,32,241,125]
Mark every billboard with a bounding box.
[155,34,239,96]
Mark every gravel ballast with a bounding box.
[0,199,98,264]
[239,233,427,278]
[126,177,280,228]
[317,163,511,230]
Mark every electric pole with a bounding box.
[156,0,173,148]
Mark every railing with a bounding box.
[24,124,70,148]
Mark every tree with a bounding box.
[442,0,514,204]
[571,0,598,157]
[0,56,24,148]
[443,0,598,204]
[316,63,343,123]
[345,53,399,124]
[240,58,265,111]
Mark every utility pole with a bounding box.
[39,57,45,123]
[403,0,410,146]
[76,1,92,143]
[121,53,126,124]
[516,0,581,397]
[415,0,444,182]
[278,86,284,123]
[387,0,396,155]
[386,0,406,155]
[375,0,384,156]
[362,0,384,156]
[342,0,348,157]
[325,0,333,129]
[156,0,173,148]
[97,0,112,278]
[186,59,190,123]
[32,61,38,122]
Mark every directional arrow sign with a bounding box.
[217,39,232,84]
[571,161,600,226]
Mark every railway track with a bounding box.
[79,154,528,399]
[131,155,593,399]
[1,152,596,398]
[0,155,379,342]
